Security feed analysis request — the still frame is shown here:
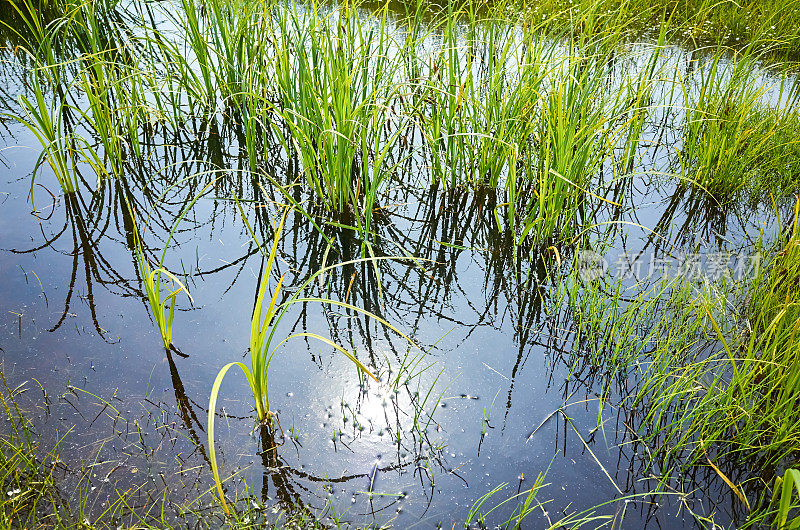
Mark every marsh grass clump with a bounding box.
[408,3,532,189]
[164,0,271,116]
[620,204,800,511]
[680,50,766,197]
[11,69,78,194]
[269,1,404,218]
[126,182,207,353]
[733,202,800,458]
[751,107,800,197]
[561,273,692,375]
[748,206,800,330]
[4,0,152,192]
[411,5,549,191]
[405,3,636,244]
[679,50,800,199]
[69,2,145,179]
[133,236,192,352]
[521,0,800,61]
[509,45,629,244]
[524,55,610,239]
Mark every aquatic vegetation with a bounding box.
[410,2,481,188]
[0,376,67,527]
[730,201,800,463]
[131,218,192,352]
[404,4,637,244]
[615,26,666,176]
[269,1,404,217]
[679,49,800,198]
[134,252,191,352]
[10,69,78,194]
[0,0,62,68]
[521,55,611,241]
[69,1,143,179]
[167,0,270,115]
[207,208,419,513]
[601,203,800,514]
[410,5,548,192]
[0,375,148,528]
[4,0,149,192]
[751,106,800,197]
[772,469,800,529]
[126,179,210,352]
[464,476,674,529]
[524,0,800,61]
[464,479,545,528]
[3,0,800,526]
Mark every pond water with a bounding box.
[0,1,796,528]
[0,137,781,528]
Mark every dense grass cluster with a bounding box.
[519,0,800,64]
[5,0,799,234]
[598,204,800,475]
[679,50,800,197]
[548,203,800,526]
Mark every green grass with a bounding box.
[521,0,800,62]
[550,202,800,517]
[10,68,78,195]
[679,48,800,198]
[4,0,800,526]
[133,230,192,352]
[541,241,800,524]
[772,469,800,529]
[207,206,422,514]
[0,376,68,527]
[0,373,177,529]
[5,0,800,226]
[269,0,404,218]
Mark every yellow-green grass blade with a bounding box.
[207,361,255,515]
[288,297,421,353]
